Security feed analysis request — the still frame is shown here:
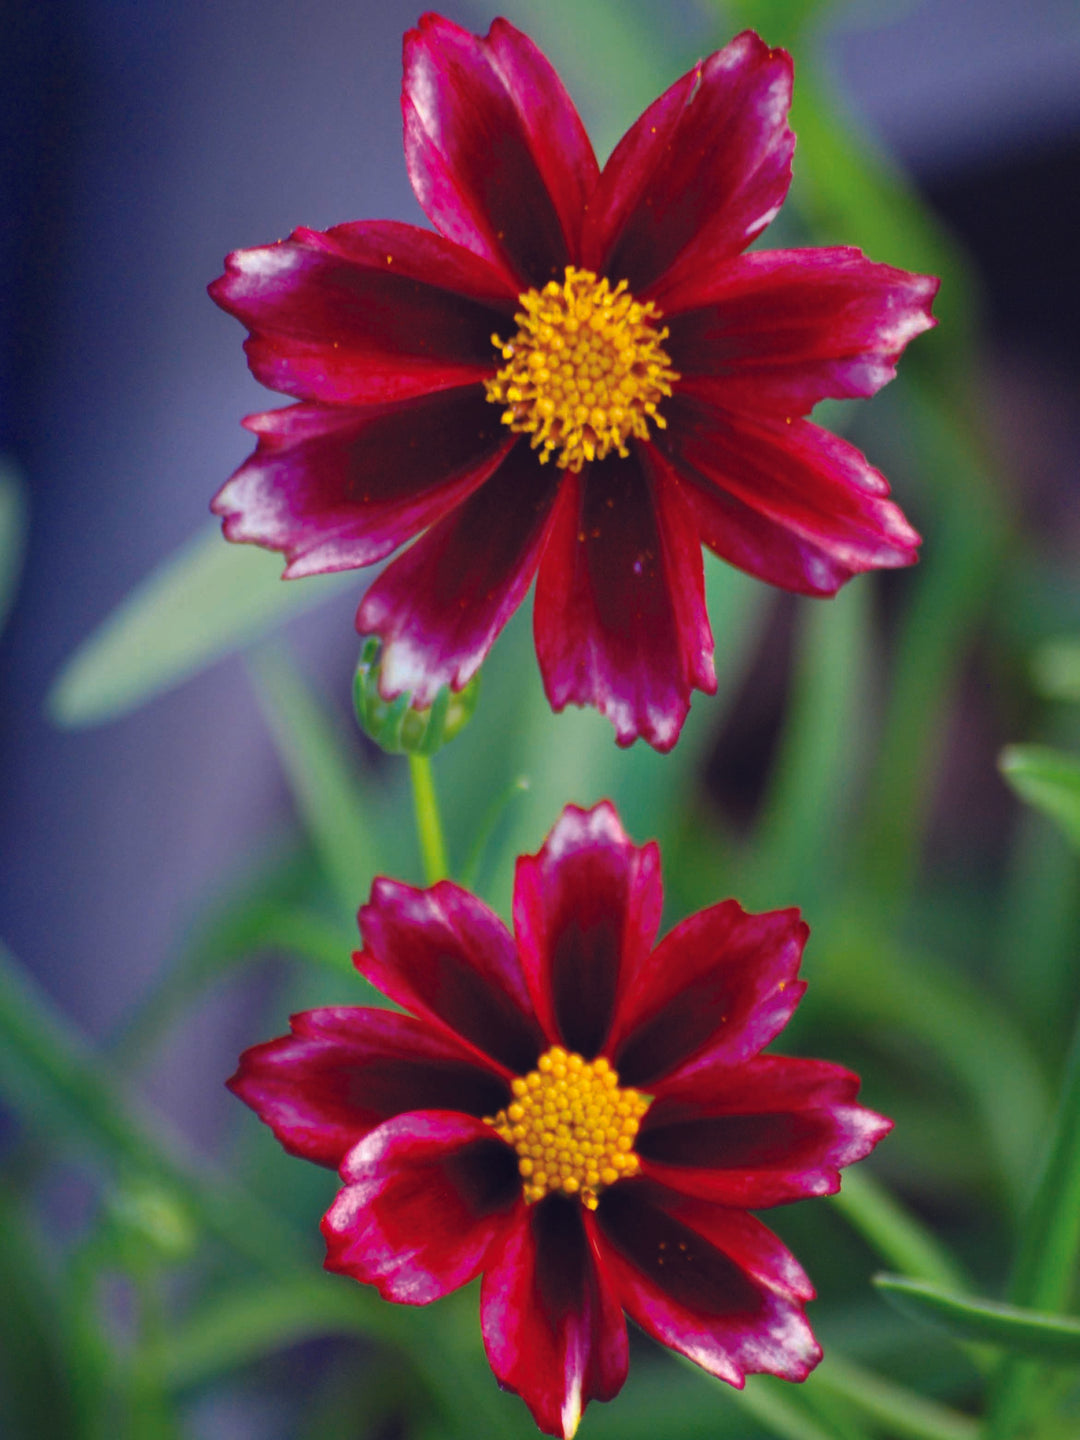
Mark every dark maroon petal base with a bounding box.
[597,1181,820,1386]
[357,878,545,1076]
[227,1007,509,1169]
[323,1111,521,1303]
[482,1197,627,1438]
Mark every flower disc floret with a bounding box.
[485,1045,650,1209]
[484,267,679,473]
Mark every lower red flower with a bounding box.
[230,804,890,1436]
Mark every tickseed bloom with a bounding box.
[209,15,937,752]
[230,803,890,1438]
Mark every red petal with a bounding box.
[596,1181,820,1386]
[533,451,716,752]
[512,802,663,1060]
[608,900,807,1088]
[402,15,597,290]
[662,248,939,413]
[582,33,793,294]
[211,388,511,579]
[227,1007,510,1170]
[209,220,516,406]
[481,1199,627,1438]
[322,1111,521,1304]
[638,1056,893,1207]
[354,441,561,707]
[356,878,545,1076]
[659,398,920,594]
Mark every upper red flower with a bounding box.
[210,15,936,750]
[230,802,891,1437]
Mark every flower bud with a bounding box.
[353,637,480,756]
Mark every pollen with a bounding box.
[484,266,679,473]
[485,1045,650,1210]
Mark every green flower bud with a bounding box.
[353,637,480,756]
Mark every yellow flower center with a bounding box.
[484,266,679,473]
[485,1045,650,1210]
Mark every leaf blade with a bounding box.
[876,1275,1080,1364]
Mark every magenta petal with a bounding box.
[228,1008,511,1169]
[322,1111,520,1304]
[403,15,598,290]
[512,802,663,1059]
[638,1056,893,1207]
[608,900,807,1088]
[354,441,561,707]
[662,247,939,413]
[356,877,545,1075]
[210,388,511,579]
[209,220,516,406]
[534,450,716,752]
[582,33,793,294]
[597,1181,819,1386]
[482,1200,627,1438]
[659,398,921,593]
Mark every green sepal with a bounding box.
[353,637,480,756]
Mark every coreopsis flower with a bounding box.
[230,803,890,1438]
[210,15,936,752]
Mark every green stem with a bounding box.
[409,753,450,884]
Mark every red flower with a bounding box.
[230,803,890,1437]
[211,16,936,751]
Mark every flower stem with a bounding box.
[409,754,449,885]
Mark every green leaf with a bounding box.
[1031,638,1080,703]
[876,1275,1080,1364]
[247,646,383,918]
[987,1008,1080,1437]
[48,524,353,728]
[0,460,28,637]
[999,744,1080,851]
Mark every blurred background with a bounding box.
[1,1,1079,1437]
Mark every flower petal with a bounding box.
[582,32,793,294]
[356,878,545,1076]
[211,388,512,579]
[403,15,598,290]
[227,1007,510,1170]
[323,1111,521,1304]
[209,220,517,406]
[481,1197,627,1438]
[533,450,716,752]
[512,802,663,1060]
[608,900,807,1089]
[663,248,939,414]
[638,1056,893,1207]
[658,398,920,594]
[354,440,561,707]
[597,1180,820,1386]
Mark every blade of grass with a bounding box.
[988,1008,1080,1438]
[0,940,308,1279]
[876,1276,1080,1364]
[999,744,1080,851]
[48,524,353,728]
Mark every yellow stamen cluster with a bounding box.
[485,1046,650,1210]
[484,266,679,473]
